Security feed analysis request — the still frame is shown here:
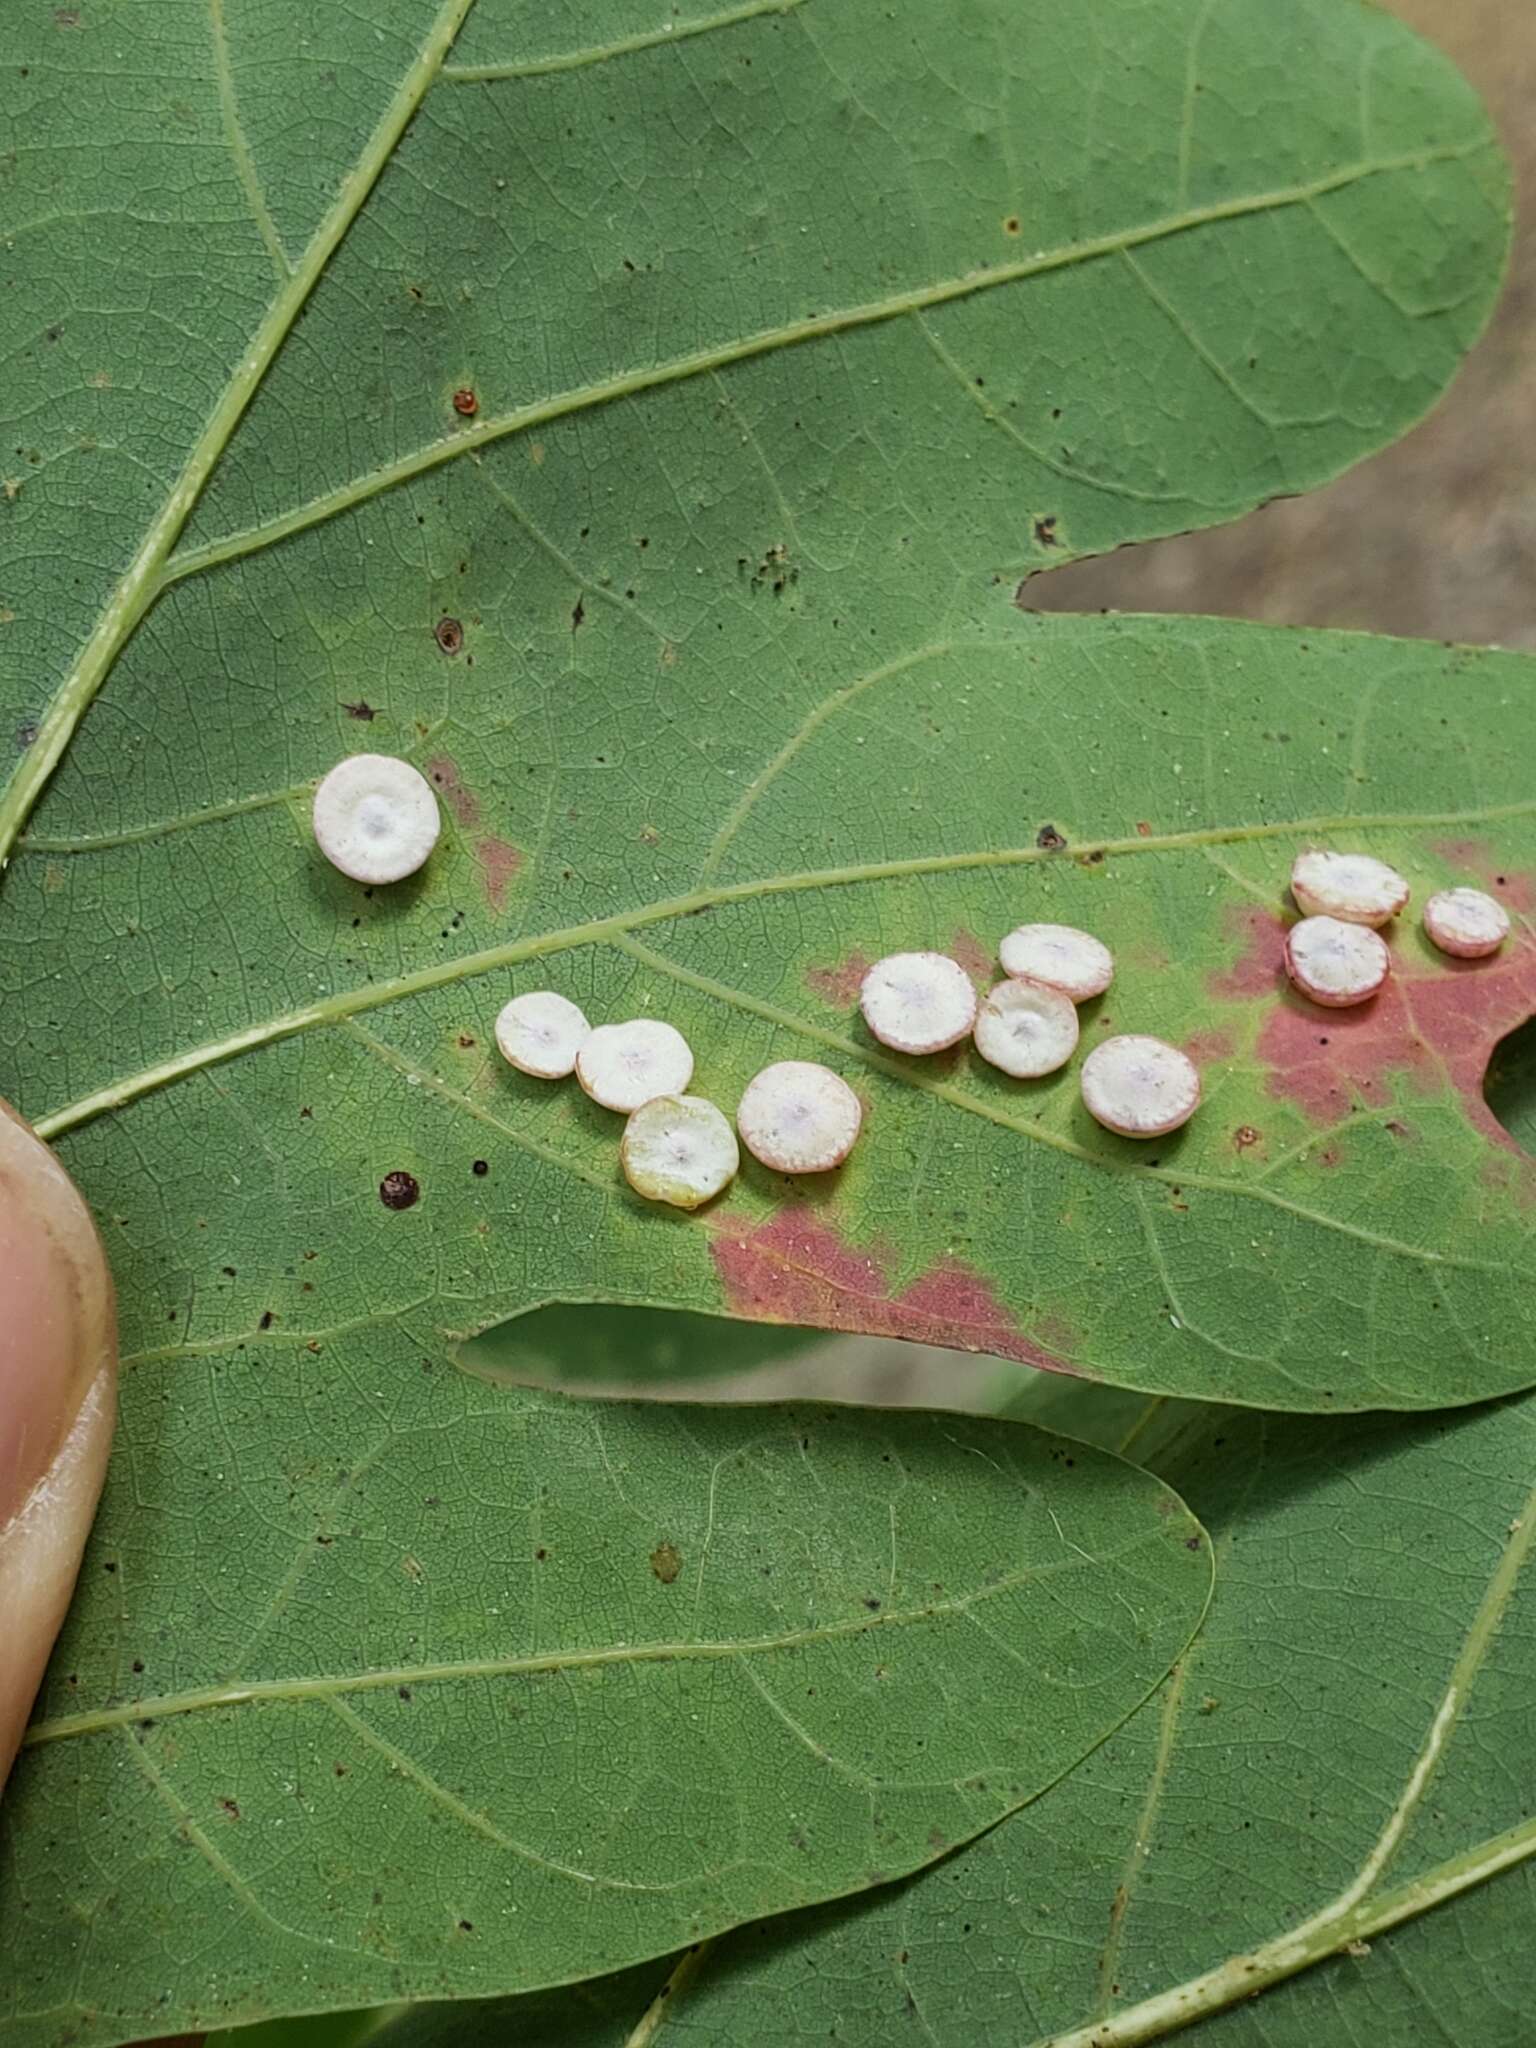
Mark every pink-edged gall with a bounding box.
[576,1019,694,1112]
[312,754,440,883]
[1290,849,1408,927]
[494,991,591,1079]
[1081,1035,1201,1138]
[1423,887,1510,960]
[736,1061,862,1173]
[973,978,1079,1078]
[621,1095,739,1209]
[998,922,1113,1001]
[859,951,977,1054]
[1284,915,1390,1007]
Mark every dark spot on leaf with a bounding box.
[398,1687,413,1701]
[571,596,585,631]
[458,1920,474,1932]
[1003,215,1021,235]
[1036,823,1067,852]
[14,723,38,751]
[534,1546,548,1561]
[379,1171,420,1211]
[1185,1534,1202,1551]
[471,1159,489,1176]
[451,387,478,417]
[341,699,376,720]
[220,1799,240,1820]
[1033,514,1059,547]
[1232,1125,1262,1152]
[458,1034,476,1049]
[434,616,464,656]
[257,1310,274,1331]
[863,1596,882,1612]
[650,1542,682,1584]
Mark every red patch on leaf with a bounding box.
[1213,906,1536,1153]
[1208,906,1288,1000]
[427,756,481,830]
[806,950,872,1008]
[1184,1027,1234,1064]
[1430,839,1536,916]
[710,1207,1082,1372]
[948,928,994,986]
[475,836,522,914]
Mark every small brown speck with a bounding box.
[341,699,376,720]
[650,1542,682,1584]
[1036,823,1067,852]
[379,1170,420,1211]
[434,616,464,656]
[452,386,478,417]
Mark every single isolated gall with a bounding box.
[576,1018,694,1112]
[313,753,440,884]
[1081,1035,1201,1139]
[495,991,591,1079]
[973,977,1079,1078]
[1284,914,1390,1008]
[859,951,977,1054]
[1290,849,1408,927]
[1423,886,1510,960]
[621,1094,739,1209]
[736,1060,863,1173]
[998,922,1113,1002]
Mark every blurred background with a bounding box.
[479,0,1532,1417]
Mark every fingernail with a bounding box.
[0,1105,115,1532]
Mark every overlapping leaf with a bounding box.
[0,1389,1205,2047]
[370,1387,1536,2046]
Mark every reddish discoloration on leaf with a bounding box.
[427,755,481,830]
[949,928,994,986]
[805,950,872,1008]
[1216,903,1536,1149]
[1208,906,1288,1001]
[710,1208,1082,1372]
[1430,838,1536,915]
[1184,1027,1234,1065]
[475,836,521,914]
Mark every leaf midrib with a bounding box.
[23,1518,1179,1748]
[0,0,479,871]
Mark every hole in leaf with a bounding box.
[1484,1013,1536,1160]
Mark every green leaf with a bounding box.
[367,1389,1536,2047]
[0,0,1519,1415]
[0,1,1522,2040]
[0,1393,1206,2048]
[460,1302,826,1391]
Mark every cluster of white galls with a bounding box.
[494,993,862,1209]
[1281,849,1509,1003]
[858,927,1198,1140]
[309,757,1511,1204]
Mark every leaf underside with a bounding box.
[0,1392,1207,2046]
[0,0,1525,2041]
[370,1388,1536,2048]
